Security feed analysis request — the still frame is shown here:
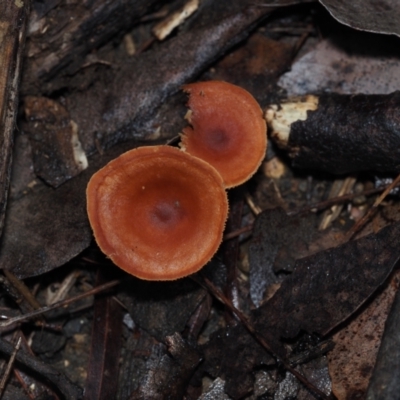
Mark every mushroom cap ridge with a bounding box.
[87,145,228,280]
[181,80,267,188]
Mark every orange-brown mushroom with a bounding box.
[87,145,228,280]
[180,81,267,188]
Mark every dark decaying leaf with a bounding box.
[252,221,400,357]
[0,139,137,279]
[118,277,205,342]
[249,208,316,306]
[22,0,166,95]
[23,97,88,188]
[319,0,400,37]
[366,277,400,400]
[84,270,123,400]
[0,1,29,239]
[129,332,201,400]
[279,35,400,96]
[201,324,275,399]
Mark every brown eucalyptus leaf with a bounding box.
[327,270,400,400]
[319,0,400,37]
[366,278,400,400]
[252,221,400,357]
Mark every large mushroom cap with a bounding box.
[181,81,267,188]
[87,145,228,280]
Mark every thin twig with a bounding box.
[288,181,400,217]
[0,336,21,396]
[193,275,330,400]
[223,181,400,242]
[0,280,120,328]
[345,173,400,241]
[0,336,82,399]
[223,224,253,241]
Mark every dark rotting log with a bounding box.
[266,92,400,175]
[0,1,30,239]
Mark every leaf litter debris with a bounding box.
[1,1,400,399]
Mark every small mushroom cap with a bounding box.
[181,81,267,188]
[87,146,228,280]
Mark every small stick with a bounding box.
[0,280,120,329]
[223,181,400,241]
[3,270,42,311]
[0,336,21,395]
[346,173,400,241]
[223,225,253,241]
[288,183,398,216]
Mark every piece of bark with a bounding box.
[0,1,30,238]
[366,281,400,400]
[64,0,273,154]
[266,92,400,174]
[22,0,167,95]
[23,96,88,187]
[117,327,159,399]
